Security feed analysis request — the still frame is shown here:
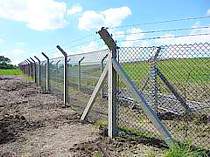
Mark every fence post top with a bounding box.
[102,54,109,62]
[30,57,36,63]
[97,27,118,51]
[152,47,161,61]
[56,60,61,64]
[42,52,49,60]
[79,56,85,63]
[56,45,68,57]
[27,59,32,63]
[25,60,29,64]
[67,58,71,63]
[34,56,41,63]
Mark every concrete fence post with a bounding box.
[98,27,118,138]
[56,45,69,106]
[42,52,50,92]
[30,57,37,84]
[27,59,33,78]
[34,56,41,86]
[21,62,25,74]
[24,60,29,76]
[78,57,85,91]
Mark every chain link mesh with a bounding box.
[117,42,210,150]
[40,61,46,91]
[49,57,64,99]
[21,42,210,151]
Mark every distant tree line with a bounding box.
[0,56,17,69]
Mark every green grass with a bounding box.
[163,143,207,157]
[122,58,210,84]
[93,151,103,157]
[0,68,23,76]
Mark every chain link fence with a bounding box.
[67,50,109,122]
[40,61,46,91]
[20,42,210,151]
[48,57,64,98]
[116,42,210,150]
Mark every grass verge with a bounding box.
[0,69,23,76]
[163,142,207,157]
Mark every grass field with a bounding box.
[122,58,210,84]
[48,57,210,92]
[0,68,23,76]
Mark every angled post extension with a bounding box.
[56,45,69,106]
[42,52,50,92]
[34,56,41,86]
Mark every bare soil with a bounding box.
[0,77,164,157]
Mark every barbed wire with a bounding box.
[118,33,210,43]
[68,32,98,44]
[113,26,210,37]
[109,15,210,29]
[69,39,104,50]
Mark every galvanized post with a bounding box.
[78,57,85,91]
[27,59,31,77]
[34,56,41,86]
[25,60,30,76]
[98,27,118,138]
[150,47,161,112]
[42,52,50,92]
[30,57,37,83]
[56,45,69,106]
[20,62,24,74]
[101,54,108,98]
[27,59,33,78]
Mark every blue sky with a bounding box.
[0,0,209,64]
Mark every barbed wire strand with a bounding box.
[109,15,210,29]
[119,33,210,42]
[113,26,210,36]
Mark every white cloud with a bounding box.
[16,42,25,47]
[80,41,102,52]
[155,23,210,46]
[67,5,82,15]
[119,22,210,48]
[119,27,149,48]
[0,38,4,44]
[207,9,210,15]
[0,0,68,31]
[116,23,210,61]
[122,28,145,47]
[78,6,131,30]
[0,48,27,65]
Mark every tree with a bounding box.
[0,56,11,64]
[0,56,15,69]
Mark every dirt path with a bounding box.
[0,77,164,157]
[0,77,99,156]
